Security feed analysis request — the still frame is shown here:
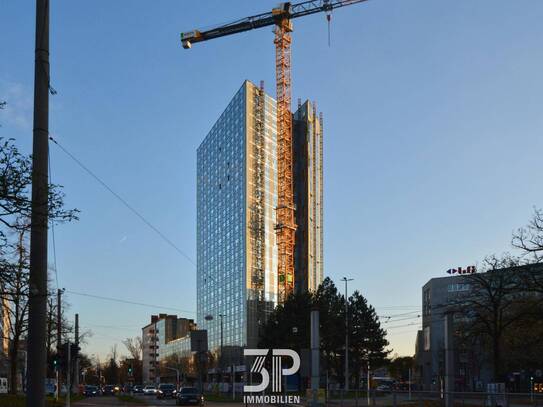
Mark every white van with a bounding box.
[0,377,8,394]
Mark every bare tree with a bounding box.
[122,337,143,384]
[0,138,79,391]
[110,344,118,363]
[103,345,120,385]
[513,207,543,263]
[0,137,79,234]
[0,228,29,394]
[122,337,143,361]
[455,254,539,381]
[161,353,193,382]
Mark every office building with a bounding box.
[196,81,324,360]
[415,263,543,391]
[141,314,196,384]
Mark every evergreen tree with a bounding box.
[259,277,389,388]
[349,291,389,387]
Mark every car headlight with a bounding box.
[158,390,163,394]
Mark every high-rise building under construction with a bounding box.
[293,101,324,293]
[196,81,323,356]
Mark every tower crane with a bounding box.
[181,0,369,301]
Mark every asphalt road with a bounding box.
[75,394,246,406]
[135,394,247,407]
[135,394,177,406]
[73,395,178,406]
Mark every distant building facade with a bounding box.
[1,297,8,356]
[415,263,543,391]
[0,291,10,380]
[196,81,324,361]
[141,314,195,384]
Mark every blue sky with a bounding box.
[1,0,542,360]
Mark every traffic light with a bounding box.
[128,366,133,376]
[52,355,60,371]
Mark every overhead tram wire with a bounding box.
[48,136,195,266]
[381,315,421,324]
[379,310,421,319]
[384,322,422,330]
[376,305,421,309]
[65,290,196,315]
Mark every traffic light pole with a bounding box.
[66,341,71,407]
[56,289,62,401]
[74,314,79,392]
[341,277,353,391]
[27,0,50,405]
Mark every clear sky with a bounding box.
[1,0,543,361]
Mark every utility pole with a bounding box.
[310,309,320,407]
[56,288,63,401]
[74,314,79,392]
[27,0,50,405]
[341,277,353,391]
[444,312,454,407]
[153,320,158,384]
[219,314,224,386]
[408,367,412,401]
[66,341,71,407]
[367,359,371,406]
[164,367,180,390]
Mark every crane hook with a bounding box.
[326,11,332,47]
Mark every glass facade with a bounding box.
[197,81,278,355]
[159,335,192,361]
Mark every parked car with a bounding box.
[132,384,144,394]
[176,387,204,406]
[143,384,158,395]
[157,383,177,399]
[84,385,99,397]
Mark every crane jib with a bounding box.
[180,0,369,48]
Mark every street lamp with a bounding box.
[205,313,226,386]
[164,366,180,391]
[341,277,354,392]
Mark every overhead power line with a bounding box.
[379,310,421,319]
[384,322,422,330]
[65,290,196,315]
[382,315,421,323]
[49,136,195,266]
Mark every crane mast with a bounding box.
[274,13,296,301]
[181,0,369,301]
